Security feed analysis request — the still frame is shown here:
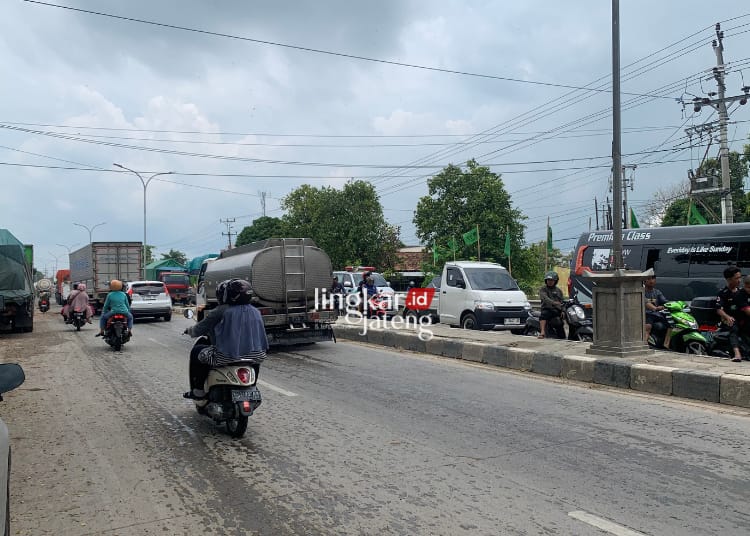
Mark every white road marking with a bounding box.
[257,380,298,397]
[148,338,170,348]
[568,511,646,536]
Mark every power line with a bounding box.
[22,0,678,99]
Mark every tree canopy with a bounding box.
[160,248,187,266]
[235,216,285,247]
[281,180,402,270]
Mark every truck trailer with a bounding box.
[69,242,142,313]
[0,229,34,332]
[195,238,336,346]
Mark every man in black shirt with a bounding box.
[715,266,743,361]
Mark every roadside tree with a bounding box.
[235,216,285,247]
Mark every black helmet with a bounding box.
[225,278,253,305]
[215,280,231,305]
[544,271,559,283]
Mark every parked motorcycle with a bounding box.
[647,301,707,354]
[103,313,131,351]
[187,334,262,438]
[701,326,750,359]
[521,298,593,341]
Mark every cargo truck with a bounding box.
[55,269,71,305]
[0,229,34,332]
[195,238,336,346]
[69,242,142,313]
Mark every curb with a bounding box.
[332,324,750,410]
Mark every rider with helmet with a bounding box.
[538,271,565,339]
[67,282,93,324]
[96,279,133,337]
[183,278,269,400]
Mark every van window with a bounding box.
[689,242,739,277]
[583,246,642,271]
[464,268,518,291]
[642,247,689,277]
[737,242,750,269]
[446,267,463,287]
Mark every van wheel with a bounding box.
[461,313,478,330]
[163,313,172,322]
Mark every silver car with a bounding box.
[126,281,173,321]
[0,363,25,536]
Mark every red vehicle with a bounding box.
[158,271,191,304]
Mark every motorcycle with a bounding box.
[521,298,593,342]
[647,301,708,354]
[701,325,750,359]
[103,313,131,351]
[38,293,50,313]
[70,309,87,331]
[187,334,262,438]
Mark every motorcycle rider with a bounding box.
[644,275,670,347]
[715,266,743,362]
[183,278,269,400]
[67,282,93,324]
[96,279,133,337]
[538,271,565,339]
[61,282,79,321]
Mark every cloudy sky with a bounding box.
[2,0,749,275]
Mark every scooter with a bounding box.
[648,301,708,354]
[70,309,87,331]
[701,325,750,359]
[521,298,593,341]
[187,334,262,438]
[38,294,50,313]
[102,314,131,351]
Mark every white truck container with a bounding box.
[69,242,143,313]
[196,238,337,346]
[438,261,531,331]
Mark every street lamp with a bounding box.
[113,163,174,278]
[73,222,107,244]
[48,252,60,278]
[56,242,79,254]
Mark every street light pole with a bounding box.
[73,222,106,244]
[113,164,174,278]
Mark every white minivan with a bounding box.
[437,261,531,331]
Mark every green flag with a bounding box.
[503,232,511,257]
[432,243,440,264]
[546,225,553,254]
[447,238,458,252]
[463,227,478,246]
[630,207,640,229]
[689,202,707,225]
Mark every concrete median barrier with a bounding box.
[561,355,596,383]
[593,360,632,388]
[720,374,750,408]
[461,342,486,363]
[506,348,533,371]
[673,369,721,403]
[426,338,464,359]
[531,353,563,377]
[483,345,509,368]
[630,364,675,395]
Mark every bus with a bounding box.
[569,223,750,304]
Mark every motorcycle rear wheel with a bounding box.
[685,340,707,355]
[226,416,248,438]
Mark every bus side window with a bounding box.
[689,242,739,276]
[644,249,660,271]
[738,242,750,269]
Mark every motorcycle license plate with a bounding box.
[231,389,261,402]
[505,318,520,325]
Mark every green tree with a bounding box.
[235,216,285,247]
[160,249,187,265]
[281,181,401,269]
[662,151,749,226]
[414,159,526,271]
[144,245,155,265]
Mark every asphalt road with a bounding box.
[2,308,749,535]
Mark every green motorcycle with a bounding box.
[647,300,708,355]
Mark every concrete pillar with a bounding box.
[584,268,653,358]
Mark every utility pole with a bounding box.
[621,164,636,228]
[258,191,268,217]
[594,197,600,230]
[685,23,750,224]
[220,218,236,250]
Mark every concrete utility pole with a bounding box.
[221,218,236,249]
[611,0,623,269]
[686,23,750,224]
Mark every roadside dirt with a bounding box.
[0,310,203,535]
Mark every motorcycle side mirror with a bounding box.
[0,363,25,395]
[183,309,194,319]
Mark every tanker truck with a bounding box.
[0,229,34,332]
[195,238,336,346]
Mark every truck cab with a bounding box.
[437,261,531,331]
[158,271,191,304]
